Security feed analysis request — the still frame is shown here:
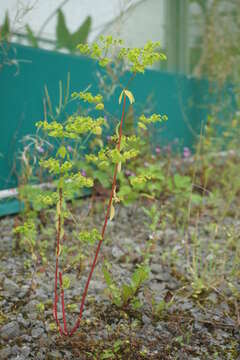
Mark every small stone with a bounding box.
[36,348,46,360]
[31,327,44,338]
[21,346,31,357]
[0,273,5,283]
[194,321,203,332]
[61,349,73,359]
[155,322,165,332]
[164,229,178,241]
[48,350,62,359]
[179,301,193,311]
[23,299,39,313]
[142,314,151,325]
[155,272,172,282]
[1,321,20,340]
[19,334,32,342]
[3,278,19,295]
[89,280,104,294]
[150,281,165,294]
[17,314,30,328]
[11,345,20,356]
[18,285,29,299]
[207,292,218,304]
[151,263,163,274]
[112,246,124,259]
[0,346,12,359]
[166,280,179,290]
[35,288,48,301]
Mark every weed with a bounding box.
[102,263,149,310]
[35,36,167,336]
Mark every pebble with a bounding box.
[1,321,20,340]
[151,263,163,274]
[3,278,19,296]
[21,345,31,358]
[11,344,21,355]
[48,350,62,359]
[17,314,30,328]
[23,299,39,313]
[0,345,12,359]
[112,246,124,259]
[0,196,238,358]
[142,314,151,325]
[31,327,44,338]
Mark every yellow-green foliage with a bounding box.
[33,36,167,258]
[77,36,166,73]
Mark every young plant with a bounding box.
[102,263,149,310]
[142,203,161,233]
[36,36,167,336]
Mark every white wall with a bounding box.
[99,0,165,48]
[0,0,140,42]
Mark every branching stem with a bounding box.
[53,93,127,336]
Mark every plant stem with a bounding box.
[69,93,127,336]
[53,186,64,335]
[59,271,68,335]
[53,93,127,336]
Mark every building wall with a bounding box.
[0,0,140,43]
[99,0,165,48]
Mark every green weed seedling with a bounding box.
[142,203,161,235]
[35,36,167,336]
[102,263,150,310]
[13,216,38,261]
[151,291,174,320]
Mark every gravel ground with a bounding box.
[0,196,240,359]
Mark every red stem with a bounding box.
[53,93,127,337]
[59,271,68,335]
[69,94,127,336]
[53,187,64,335]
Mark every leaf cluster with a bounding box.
[102,264,149,309]
[78,36,166,73]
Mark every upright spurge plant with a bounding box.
[36,36,167,336]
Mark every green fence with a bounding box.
[0,42,224,216]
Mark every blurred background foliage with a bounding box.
[0,9,92,53]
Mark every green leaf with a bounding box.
[131,298,142,310]
[71,16,91,50]
[122,284,134,304]
[100,350,114,359]
[56,9,71,50]
[94,170,111,188]
[36,302,45,312]
[102,266,113,287]
[56,11,91,52]
[57,145,67,159]
[156,300,167,313]
[138,122,147,130]
[174,174,191,190]
[62,276,70,289]
[1,11,10,41]
[113,339,122,352]
[131,266,149,289]
[191,194,202,205]
[25,24,38,47]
